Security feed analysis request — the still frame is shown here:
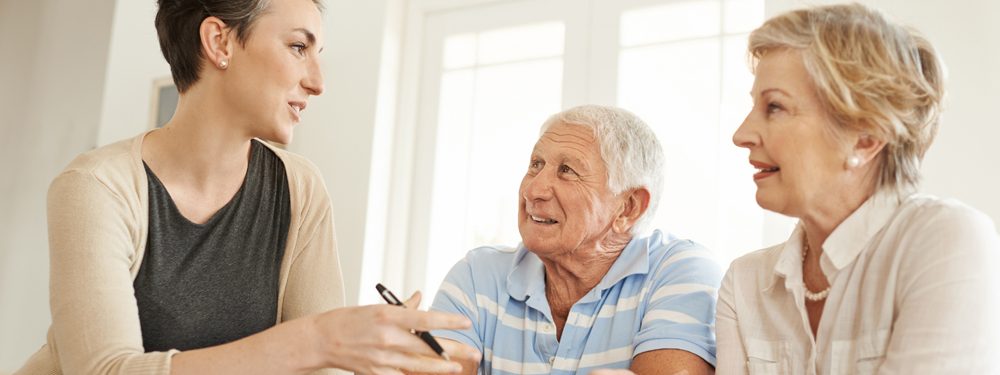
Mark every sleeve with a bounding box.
[47,170,177,374]
[633,246,723,366]
[274,163,347,375]
[878,205,1000,374]
[429,256,485,355]
[715,264,748,374]
[280,194,345,322]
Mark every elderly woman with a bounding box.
[427,105,723,374]
[718,3,1000,374]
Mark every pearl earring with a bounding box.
[846,155,861,169]
[219,60,228,69]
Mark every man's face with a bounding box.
[518,122,622,257]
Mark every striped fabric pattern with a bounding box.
[430,230,722,374]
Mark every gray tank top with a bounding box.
[134,140,290,351]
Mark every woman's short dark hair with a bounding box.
[154,0,323,93]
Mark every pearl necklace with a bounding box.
[802,240,830,301]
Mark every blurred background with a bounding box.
[1,0,997,370]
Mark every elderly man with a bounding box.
[428,105,722,374]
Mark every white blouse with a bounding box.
[716,191,1000,374]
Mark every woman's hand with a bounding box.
[309,291,479,374]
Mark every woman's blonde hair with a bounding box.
[748,3,945,191]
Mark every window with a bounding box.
[609,0,780,268]
[426,21,567,292]
[394,0,793,304]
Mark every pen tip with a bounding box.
[442,352,451,361]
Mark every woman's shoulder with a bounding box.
[259,141,324,181]
[58,134,141,177]
[731,243,785,270]
[898,193,995,227]
[889,193,999,256]
[723,242,787,287]
[257,141,330,205]
[50,134,144,197]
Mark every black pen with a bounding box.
[375,283,451,361]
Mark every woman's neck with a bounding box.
[800,184,876,259]
[142,90,254,189]
[140,98,256,225]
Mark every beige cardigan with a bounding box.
[16,132,345,374]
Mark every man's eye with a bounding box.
[291,43,307,55]
[559,165,576,175]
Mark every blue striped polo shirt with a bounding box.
[430,230,722,374]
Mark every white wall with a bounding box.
[0,0,46,369]
[906,0,1000,224]
[96,0,171,146]
[0,0,117,370]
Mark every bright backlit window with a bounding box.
[402,0,791,301]
[426,22,566,292]
[617,0,775,267]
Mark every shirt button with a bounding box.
[543,323,552,332]
[549,357,555,364]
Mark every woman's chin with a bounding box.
[261,127,293,146]
[755,191,784,214]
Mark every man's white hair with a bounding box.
[539,105,664,235]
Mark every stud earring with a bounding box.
[219,60,228,69]
[846,155,861,169]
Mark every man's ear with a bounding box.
[199,16,234,70]
[613,187,651,234]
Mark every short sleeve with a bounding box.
[429,256,485,354]
[633,246,723,366]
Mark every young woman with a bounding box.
[16,0,477,374]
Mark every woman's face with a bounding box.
[732,49,851,217]
[223,0,325,144]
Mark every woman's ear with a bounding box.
[199,16,233,70]
[613,188,651,234]
[848,132,887,169]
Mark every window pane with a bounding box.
[465,59,563,248]
[619,39,722,259]
[427,70,477,287]
[443,34,478,70]
[477,22,565,65]
[620,1,721,47]
[716,34,765,266]
[617,1,768,267]
[724,0,765,34]
[426,57,563,295]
